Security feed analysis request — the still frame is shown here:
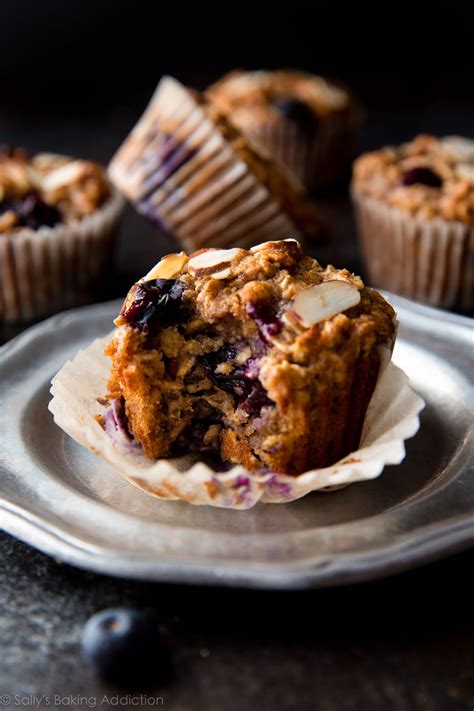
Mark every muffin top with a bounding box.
[115,239,395,361]
[0,147,111,233]
[207,69,350,127]
[353,134,474,225]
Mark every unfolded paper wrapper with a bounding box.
[49,337,425,510]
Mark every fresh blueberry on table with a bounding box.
[81,608,162,684]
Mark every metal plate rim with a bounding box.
[1,294,473,589]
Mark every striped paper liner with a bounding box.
[0,190,124,323]
[352,190,474,311]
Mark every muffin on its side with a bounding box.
[104,239,396,475]
[207,69,360,191]
[108,76,324,253]
[0,147,123,322]
[352,134,474,310]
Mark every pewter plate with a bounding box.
[0,295,473,589]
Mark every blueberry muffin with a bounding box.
[0,147,123,322]
[207,69,360,191]
[104,239,395,475]
[352,134,474,310]
[108,76,324,253]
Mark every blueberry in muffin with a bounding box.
[105,239,396,475]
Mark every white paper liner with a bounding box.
[240,108,358,192]
[352,190,474,310]
[0,189,124,323]
[108,76,305,252]
[49,337,425,510]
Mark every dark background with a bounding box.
[1,4,474,710]
[2,1,474,154]
[2,1,474,286]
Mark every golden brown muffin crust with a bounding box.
[353,134,474,224]
[106,240,396,474]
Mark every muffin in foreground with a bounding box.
[0,147,123,322]
[108,76,324,253]
[207,69,360,192]
[105,239,396,475]
[352,134,474,311]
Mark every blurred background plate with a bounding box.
[0,294,472,589]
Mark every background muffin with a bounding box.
[207,69,360,192]
[0,147,123,322]
[352,135,474,311]
[108,76,325,254]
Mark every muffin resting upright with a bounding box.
[105,240,396,475]
[0,147,123,322]
[207,69,360,191]
[352,134,474,310]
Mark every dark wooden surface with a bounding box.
[1,102,473,711]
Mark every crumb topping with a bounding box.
[207,69,350,118]
[353,134,474,224]
[0,146,111,233]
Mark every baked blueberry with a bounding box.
[122,279,185,332]
[81,608,161,684]
[401,166,443,188]
[273,97,318,134]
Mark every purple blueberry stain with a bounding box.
[138,135,197,199]
[102,397,136,447]
[122,278,186,332]
[401,166,443,188]
[265,475,293,498]
[232,474,251,489]
[238,381,273,415]
[202,344,274,416]
[247,301,282,343]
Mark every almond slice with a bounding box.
[457,163,474,184]
[289,281,361,327]
[250,238,300,253]
[187,248,241,277]
[41,161,91,192]
[441,136,474,163]
[143,251,188,280]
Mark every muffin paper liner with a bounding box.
[49,338,424,510]
[0,190,124,323]
[246,109,358,192]
[352,190,474,310]
[108,76,302,251]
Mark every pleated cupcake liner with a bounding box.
[247,108,358,192]
[108,76,306,252]
[352,190,474,310]
[49,338,424,510]
[0,190,124,323]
